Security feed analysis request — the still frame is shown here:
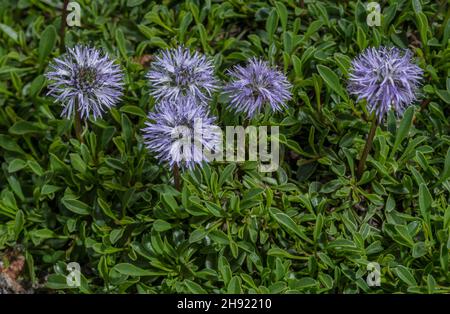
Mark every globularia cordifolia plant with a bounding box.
[347,46,423,177]
[223,58,292,119]
[146,47,219,104]
[141,98,221,189]
[45,45,124,141]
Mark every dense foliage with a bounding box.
[0,0,449,293]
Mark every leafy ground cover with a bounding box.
[0,0,449,293]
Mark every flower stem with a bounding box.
[173,164,181,191]
[357,118,378,179]
[74,102,83,143]
[59,0,69,53]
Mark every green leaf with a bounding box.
[14,210,24,240]
[115,28,127,59]
[184,279,207,294]
[411,0,422,13]
[438,147,450,183]
[62,197,90,215]
[127,0,145,7]
[153,219,172,232]
[69,154,86,173]
[267,247,306,260]
[8,159,27,173]
[436,89,450,104]
[161,194,178,212]
[28,75,45,97]
[0,135,25,154]
[266,9,278,41]
[412,242,426,258]
[304,20,323,41]
[415,12,428,47]
[46,274,71,289]
[390,106,415,157]
[334,53,352,76]
[218,256,232,285]
[394,224,415,248]
[314,213,324,242]
[419,183,432,219]
[28,160,44,176]
[189,228,207,243]
[41,184,62,195]
[356,26,367,50]
[30,228,57,239]
[0,23,18,42]
[395,265,417,286]
[443,19,450,45]
[9,121,45,135]
[218,163,236,187]
[109,228,124,244]
[293,277,317,289]
[7,176,24,201]
[178,12,192,42]
[227,276,242,294]
[38,25,56,64]
[317,65,348,100]
[275,2,288,31]
[120,105,146,118]
[98,256,109,282]
[197,23,209,53]
[318,273,334,290]
[113,263,165,277]
[269,208,311,243]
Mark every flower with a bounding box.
[146,47,218,104]
[348,46,423,122]
[45,45,124,120]
[223,58,292,118]
[142,99,221,169]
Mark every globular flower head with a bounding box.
[142,99,221,170]
[223,58,292,119]
[348,46,423,122]
[146,47,218,104]
[45,45,124,120]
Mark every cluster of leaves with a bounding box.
[0,0,449,293]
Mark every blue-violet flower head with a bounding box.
[142,99,221,170]
[223,58,292,118]
[348,46,423,121]
[45,45,124,120]
[146,47,218,104]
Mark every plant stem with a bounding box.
[357,118,378,179]
[173,164,181,191]
[59,0,69,53]
[74,102,83,143]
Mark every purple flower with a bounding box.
[142,99,221,170]
[348,46,423,122]
[45,45,124,120]
[223,58,292,118]
[146,47,218,104]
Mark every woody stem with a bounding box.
[59,0,69,53]
[357,117,378,179]
[173,164,181,191]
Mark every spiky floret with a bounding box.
[348,46,423,121]
[142,99,221,169]
[146,47,218,104]
[45,45,124,120]
[223,58,292,118]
